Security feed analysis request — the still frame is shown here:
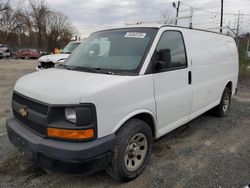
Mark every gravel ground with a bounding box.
[0,59,249,188]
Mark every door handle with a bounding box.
[188,71,192,85]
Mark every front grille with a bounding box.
[13,111,47,136]
[40,61,55,69]
[12,93,48,115]
[12,92,49,136]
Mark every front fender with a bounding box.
[112,109,158,138]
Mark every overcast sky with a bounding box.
[44,0,250,36]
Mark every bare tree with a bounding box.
[29,0,49,49]
[0,1,17,42]
[0,0,75,51]
[46,11,74,51]
[0,0,10,12]
[14,2,36,47]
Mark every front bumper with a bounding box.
[6,113,115,174]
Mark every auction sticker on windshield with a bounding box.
[124,32,146,38]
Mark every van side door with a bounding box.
[152,30,192,137]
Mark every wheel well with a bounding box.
[133,113,156,138]
[225,81,232,93]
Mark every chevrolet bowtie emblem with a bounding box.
[19,106,28,117]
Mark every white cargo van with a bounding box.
[6,25,238,182]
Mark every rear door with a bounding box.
[153,30,192,136]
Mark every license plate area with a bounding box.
[9,131,33,159]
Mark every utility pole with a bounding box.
[220,0,224,33]
[247,38,249,52]
[236,11,240,49]
[189,7,193,28]
[247,33,250,52]
[227,21,230,36]
[17,23,21,47]
[175,1,180,25]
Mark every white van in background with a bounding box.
[7,25,238,182]
[36,41,82,70]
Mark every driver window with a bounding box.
[156,31,187,70]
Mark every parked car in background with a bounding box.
[13,48,40,59]
[36,41,82,70]
[38,49,48,57]
[0,44,11,58]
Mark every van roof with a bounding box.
[92,24,229,37]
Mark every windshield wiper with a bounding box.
[57,64,117,75]
[57,64,75,70]
[73,66,117,75]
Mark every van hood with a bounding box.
[38,53,69,63]
[14,68,134,104]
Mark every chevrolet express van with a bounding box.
[6,25,238,182]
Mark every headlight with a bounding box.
[65,107,76,123]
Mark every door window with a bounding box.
[155,31,187,70]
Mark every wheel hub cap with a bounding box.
[124,133,148,171]
[223,93,230,112]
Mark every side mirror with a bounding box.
[154,49,171,70]
[57,58,66,64]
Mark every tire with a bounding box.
[213,87,231,117]
[107,119,153,182]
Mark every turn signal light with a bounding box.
[47,128,94,140]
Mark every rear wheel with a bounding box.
[213,87,231,117]
[107,119,153,182]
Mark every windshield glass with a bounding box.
[61,42,81,54]
[64,28,156,74]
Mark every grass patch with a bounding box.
[239,49,250,78]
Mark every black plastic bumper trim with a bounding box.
[6,113,115,174]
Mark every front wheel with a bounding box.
[213,87,231,117]
[107,119,153,182]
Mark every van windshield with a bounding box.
[61,42,81,54]
[64,28,156,74]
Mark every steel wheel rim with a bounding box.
[124,133,148,171]
[223,93,230,112]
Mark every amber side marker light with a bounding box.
[47,128,94,140]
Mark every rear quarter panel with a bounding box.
[183,30,238,116]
